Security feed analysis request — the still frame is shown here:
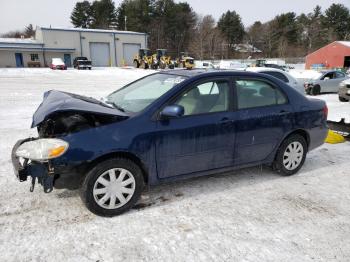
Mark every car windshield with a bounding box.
[106,73,187,113]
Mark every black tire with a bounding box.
[140,61,148,69]
[305,87,311,95]
[273,134,307,176]
[339,96,349,102]
[159,62,166,70]
[311,85,321,96]
[133,60,139,68]
[81,158,145,217]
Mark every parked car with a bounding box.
[338,79,350,102]
[245,67,304,94]
[12,70,328,216]
[194,61,215,69]
[73,57,92,70]
[304,70,349,95]
[218,60,246,70]
[50,58,67,70]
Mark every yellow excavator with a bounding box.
[176,52,195,70]
[133,49,153,69]
[152,49,174,69]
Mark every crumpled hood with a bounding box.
[31,90,128,128]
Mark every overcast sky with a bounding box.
[0,0,349,35]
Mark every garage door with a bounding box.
[123,44,141,66]
[89,42,110,67]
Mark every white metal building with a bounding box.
[0,26,147,68]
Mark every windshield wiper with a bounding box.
[105,101,125,112]
[100,97,126,112]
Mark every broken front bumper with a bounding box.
[11,138,54,193]
[338,87,350,100]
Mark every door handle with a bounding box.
[219,117,233,125]
[278,110,290,116]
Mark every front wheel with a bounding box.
[273,134,307,176]
[310,85,321,96]
[133,60,139,68]
[81,158,144,217]
[339,96,349,102]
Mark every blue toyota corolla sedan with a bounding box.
[12,70,328,216]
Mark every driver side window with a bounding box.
[175,80,230,116]
[322,72,335,80]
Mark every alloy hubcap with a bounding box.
[93,168,135,209]
[283,141,304,170]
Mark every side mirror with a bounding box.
[160,105,184,119]
[324,77,330,80]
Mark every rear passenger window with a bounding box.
[261,71,289,83]
[236,80,287,109]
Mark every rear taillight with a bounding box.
[323,105,328,119]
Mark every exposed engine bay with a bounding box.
[37,111,126,138]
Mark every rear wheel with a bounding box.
[273,134,307,176]
[159,62,166,69]
[339,96,349,102]
[81,158,144,217]
[140,61,148,69]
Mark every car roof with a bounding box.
[245,67,286,73]
[321,70,337,73]
[159,69,272,78]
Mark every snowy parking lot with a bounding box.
[0,68,350,261]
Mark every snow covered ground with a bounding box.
[0,68,350,261]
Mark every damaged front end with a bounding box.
[11,90,129,193]
[11,137,68,193]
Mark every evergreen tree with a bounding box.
[163,2,196,55]
[24,24,35,38]
[217,10,245,46]
[323,3,350,40]
[116,0,154,32]
[296,6,327,54]
[247,21,264,50]
[90,0,118,29]
[70,1,92,28]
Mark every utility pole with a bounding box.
[125,16,127,31]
